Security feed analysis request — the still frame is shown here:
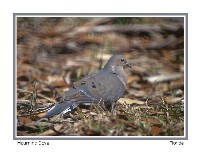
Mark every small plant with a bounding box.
[175,49,184,64]
[113,17,132,25]
[38,125,45,133]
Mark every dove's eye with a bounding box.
[120,58,125,62]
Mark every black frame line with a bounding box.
[13,13,188,140]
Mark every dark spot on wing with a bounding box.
[92,84,96,88]
[80,82,86,85]
[55,97,63,101]
[55,97,64,104]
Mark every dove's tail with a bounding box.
[43,102,78,118]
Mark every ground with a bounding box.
[16,17,184,136]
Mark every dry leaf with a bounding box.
[39,129,56,136]
[164,97,183,104]
[147,118,162,126]
[119,120,138,128]
[146,73,183,83]
[150,126,161,136]
[148,110,165,115]
[18,117,32,125]
[128,76,140,83]
[128,89,146,97]
[117,98,145,105]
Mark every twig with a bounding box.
[146,73,183,84]
[17,88,55,103]
[17,103,55,117]
[72,23,183,35]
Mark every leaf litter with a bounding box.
[17,17,184,136]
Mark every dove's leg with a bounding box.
[111,101,117,112]
[97,98,108,111]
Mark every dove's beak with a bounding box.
[125,63,132,68]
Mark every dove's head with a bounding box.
[104,54,131,69]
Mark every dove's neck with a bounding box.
[105,66,128,86]
[116,66,128,86]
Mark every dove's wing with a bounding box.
[67,70,126,103]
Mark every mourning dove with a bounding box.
[43,54,131,118]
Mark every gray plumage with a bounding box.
[43,54,131,118]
